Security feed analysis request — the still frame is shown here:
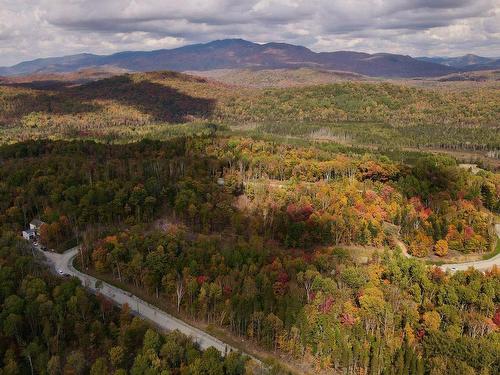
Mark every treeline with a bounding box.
[0,230,247,374]
[0,137,498,256]
[257,121,500,153]
[86,227,500,374]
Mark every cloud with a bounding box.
[0,0,498,66]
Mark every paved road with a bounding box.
[396,224,500,272]
[40,246,240,355]
[440,224,500,273]
[37,224,499,364]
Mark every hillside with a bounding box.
[0,39,457,78]
[188,68,368,87]
[417,54,497,68]
[0,66,129,89]
[436,70,500,82]
[1,42,499,375]
[1,70,498,167]
[463,59,500,71]
[1,135,499,374]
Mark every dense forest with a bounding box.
[88,227,500,374]
[1,137,498,255]
[0,72,499,159]
[0,231,248,374]
[0,67,499,375]
[0,137,499,374]
[202,138,498,255]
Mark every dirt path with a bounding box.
[394,238,411,258]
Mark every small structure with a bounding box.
[458,164,483,175]
[22,219,46,241]
[22,228,36,240]
[30,219,45,232]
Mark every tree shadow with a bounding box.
[0,89,101,126]
[75,75,216,122]
[1,73,216,124]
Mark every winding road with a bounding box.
[396,224,500,272]
[36,224,499,366]
[440,224,500,273]
[39,246,244,356]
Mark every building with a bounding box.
[22,219,46,241]
[29,219,45,232]
[22,228,36,240]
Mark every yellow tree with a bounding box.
[434,240,449,257]
[409,232,433,257]
[422,311,441,332]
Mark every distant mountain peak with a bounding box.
[0,38,465,78]
[204,39,257,47]
[462,53,484,59]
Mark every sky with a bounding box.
[0,0,499,66]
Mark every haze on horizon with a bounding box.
[1,0,499,67]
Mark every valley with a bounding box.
[1,70,498,168]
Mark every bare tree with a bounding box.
[176,273,185,312]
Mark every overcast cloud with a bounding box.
[0,0,499,66]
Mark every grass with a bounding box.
[482,237,500,260]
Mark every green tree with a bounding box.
[90,358,109,375]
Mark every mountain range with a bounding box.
[416,54,500,70]
[1,39,498,78]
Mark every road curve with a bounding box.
[440,224,500,273]
[40,246,244,356]
[396,224,500,272]
[37,225,499,363]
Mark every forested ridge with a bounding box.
[1,137,499,374]
[0,72,498,159]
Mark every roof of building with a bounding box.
[30,219,45,227]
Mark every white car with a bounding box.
[58,269,64,275]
